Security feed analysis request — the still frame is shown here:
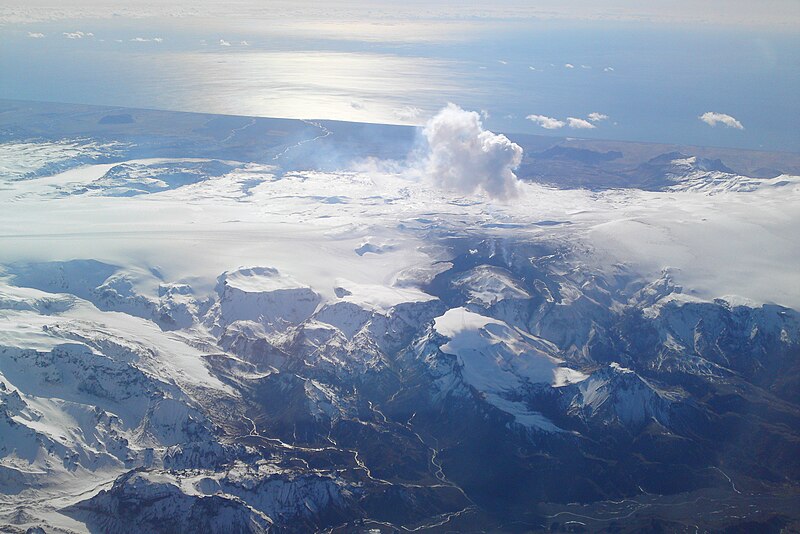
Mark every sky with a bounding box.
[1,1,799,151]
[2,1,799,27]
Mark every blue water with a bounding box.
[2,17,798,152]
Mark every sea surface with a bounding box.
[2,16,798,152]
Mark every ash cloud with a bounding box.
[420,103,523,200]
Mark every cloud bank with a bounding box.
[421,104,523,200]
[699,112,744,129]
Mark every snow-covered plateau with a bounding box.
[1,100,799,532]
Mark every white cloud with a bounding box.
[421,104,523,200]
[566,117,596,129]
[699,111,744,130]
[528,113,606,130]
[528,66,538,71]
[240,40,250,46]
[526,114,565,129]
[564,63,575,69]
[350,101,365,110]
[130,37,163,43]
[498,60,508,65]
[63,31,93,39]
[580,64,591,69]
[394,105,423,122]
[27,32,45,38]
[480,109,490,120]
[219,39,231,46]
[587,112,609,122]
[604,66,615,72]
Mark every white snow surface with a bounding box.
[335,278,438,312]
[214,266,322,331]
[433,307,586,430]
[0,139,125,180]
[1,151,798,308]
[223,267,310,293]
[0,283,231,392]
[451,265,530,305]
[434,307,586,389]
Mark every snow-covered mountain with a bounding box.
[1,101,799,532]
[636,152,788,193]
